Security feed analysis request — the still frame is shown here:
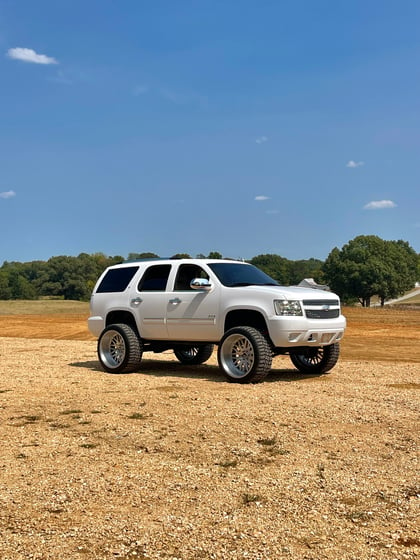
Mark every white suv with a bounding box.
[88,258,346,383]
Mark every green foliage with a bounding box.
[0,252,122,301]
[249,254,290,283]
[249,254,324,285]
[323,235,418,306]
[0,240,417,302]
[170,253,191,259]
[207,251,223,259]
[127,252,159,260]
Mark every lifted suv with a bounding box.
[88,258,346,383]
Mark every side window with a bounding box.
[174,264,209,291]
[138,265,171,292]
[96,266,139,293]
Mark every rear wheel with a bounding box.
[98,323,143,373]
[174,344,214,365]
[290,342,340,374]
[218,326,272,383]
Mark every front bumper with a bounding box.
[268,315,346,348]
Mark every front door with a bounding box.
[166,263,220,341]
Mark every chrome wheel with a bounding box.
[174,344,214,365]
[99,329,126,369]
[218,327,272,383]
[220,333,255,378]
[97,324,143,373]
[290,343,340,375]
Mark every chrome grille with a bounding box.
[305,309,340,319]
[303,299,339,306]
[303,299,340,319]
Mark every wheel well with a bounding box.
[225,310,269,337]
[106,311,139,336]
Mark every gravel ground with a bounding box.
[0,337,419,560]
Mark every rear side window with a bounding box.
[96,267,139,293]
[138,264,171,291]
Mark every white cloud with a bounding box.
[363,200,397,210]
[0,190,16,199]
[346,160,364,168]
[255,136,268,144]
[7,47,58,65]
[255,195,270,201]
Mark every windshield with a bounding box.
[208,262,279,287]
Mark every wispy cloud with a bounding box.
[255,195,270,201]
[255,136,268,144]
[266,209,279,214]
[0,190,16,199]
[49,69,74,85]
[346,160,364,168]
[7,47,58,65]
[363,200,396,210]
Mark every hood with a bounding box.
[236,284,337,301]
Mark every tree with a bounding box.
[127,252,159,261]
[207,251,223,259]
[171,253,191,259]
[288,258,324,285]
[0,270,12,299]
[323,235,418,306]
[249,254,290,284]
[375,240,418,305]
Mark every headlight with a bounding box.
[274,299,303,316]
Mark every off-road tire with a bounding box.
[174,344,214,365]
[290,342,340,375]
[218,326,272,383]
[98,323,143,373]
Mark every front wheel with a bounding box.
[218,326,272,383]
[98,323,143,373]
[290,342,340,375]
[174,344,214,365]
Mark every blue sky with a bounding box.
[1,0,419,264]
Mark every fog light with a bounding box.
[288,333,301,342]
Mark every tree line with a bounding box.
[0,236,418,306]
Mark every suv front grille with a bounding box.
[303,299,339,306]
[305,309,340,319]
[303,299,340,320]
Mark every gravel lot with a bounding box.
[1,335,419,560]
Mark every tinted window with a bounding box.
[138,265,171,291]
[96,266,139,293]
[208,263,278,287]
[174,264,209,291]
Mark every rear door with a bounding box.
[129,264,172,340]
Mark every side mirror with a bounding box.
[190,278,212,291]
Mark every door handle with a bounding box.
[131,297,143,305]
[169,297,181,304]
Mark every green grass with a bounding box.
[0,299,90,315]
